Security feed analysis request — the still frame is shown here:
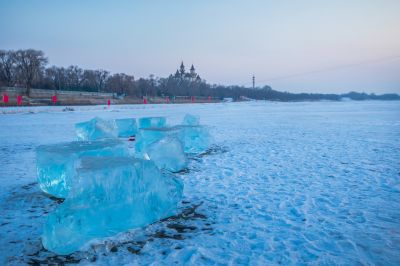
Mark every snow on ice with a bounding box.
[1,101,399,265]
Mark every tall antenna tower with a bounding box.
[252,75,255,89]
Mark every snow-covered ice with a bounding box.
[36,139,130,198]
[42,157,183,255]
[0,101,399,265]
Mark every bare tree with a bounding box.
[14,49,48,95]
[66,65,83,90]
[0,50,16,86]
[94,69,109,92]
[106,73,135,94]
[45,66,68,91]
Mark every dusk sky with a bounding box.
[1,0,399,93]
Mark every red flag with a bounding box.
[107,99,111,106]
[17,95,22,106]
[52,95,57,105]
[191,96,195,103]
[3,94,9,103]
[143,98,148,104]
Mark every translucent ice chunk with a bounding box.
[177,125,211,154]
[135,127,180,154]
[75,117,118,141]
[144,136,187,172]
[182,114,200,126]
[42,157,183,255]
[115,118,137,137]
[138,117,167,129]
[36,139,129,198]
[135,125,211,155]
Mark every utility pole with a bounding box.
[252,75,255,89]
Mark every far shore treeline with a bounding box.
[0,49,399,101]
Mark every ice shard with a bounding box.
[115,118,137,137]
[75,117,118,141]
[36,139,129,198]
[144,136,187,172]
[138,117,167,129]
[42,157,183,255]
[177,125,211,154]
[135,127,180,154]
[135,125,211,155]
[182,114,200,126]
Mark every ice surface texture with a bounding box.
[36,139,129,198]
[115,118,137,137]
[145,136,187,172]
[2,102,400,265]
[136,125,210,155]
[75,117,118,140]
[42,157,183,255]
[138,117,167,129]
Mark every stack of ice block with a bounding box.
[36,139,129,198]
[115,118,137,137]
[42,157,183,255]
[36,114,212,255]
[138,117,167,129]
[75,117,118,141]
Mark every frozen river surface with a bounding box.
[0,101,399,265]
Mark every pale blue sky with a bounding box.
[1,0,399,93]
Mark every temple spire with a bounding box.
[180,61,185,75]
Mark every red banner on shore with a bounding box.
[3,94,9,104]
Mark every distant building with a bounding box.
[173,62,201,82]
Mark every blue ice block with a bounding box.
[135,127,180,154]
[138,117,167,129]
[177,125,211,154]
[75,117,118,141]
[144,136,187,172]
[36,139,129,198]
[42,157,183,255]
[135,125,211,155]
[115,118,137,137]
[182,114,200,126]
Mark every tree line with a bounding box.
[1,49,398,101]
